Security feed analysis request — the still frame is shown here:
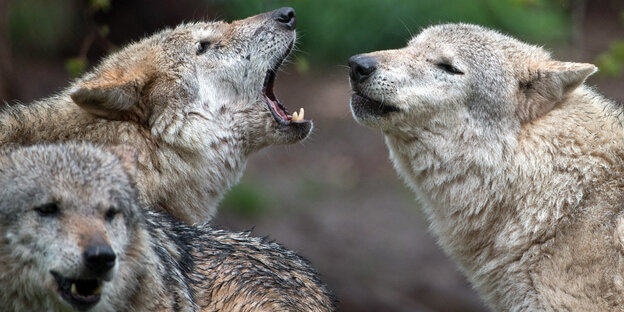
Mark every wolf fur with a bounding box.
[349,23,624,311]
[0,8,312,224]
[0,142,335,312]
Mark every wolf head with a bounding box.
[0,143,144,312]
[349,23,596,137]
[70,7,311,150]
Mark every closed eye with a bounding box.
[436,63,464,75]
[197,41,211,55]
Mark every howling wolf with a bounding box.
[0,7,312,224]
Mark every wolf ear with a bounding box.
[70,64,151,120]
[517,61,597,123]
[107,144,139,180]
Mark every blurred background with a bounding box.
[1,0,623,311]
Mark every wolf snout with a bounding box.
[349,54,378,84]
[83,243,116,279]
[272,7,296,30]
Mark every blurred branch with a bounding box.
[66,0,114,77]
[570,0,586,50]
[595,3,624,77]
[0,0,16,101]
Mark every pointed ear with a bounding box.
[517,61,597,123]
[70,64,150,120]
[107,144,139,180]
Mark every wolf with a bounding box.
[0,7,312,224]
[349,23,624,311]
[0,142,335,312]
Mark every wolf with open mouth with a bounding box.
[0,7,311,224]
[0,142,335,312]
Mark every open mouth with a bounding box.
[263,42,309,125]
[350,93,400,117]
[51,271,103,311]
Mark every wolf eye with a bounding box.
[105,207,119,222]
[197,41,211,55]
[34,203,60,217]
[436,62,464,75]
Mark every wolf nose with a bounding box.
[272,7,296,30]
[84,243,116,276]
[349,54,378,83]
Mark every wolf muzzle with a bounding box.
[83,242,116,279]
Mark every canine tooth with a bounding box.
[93,284,103,295]
[71,283,78,296]
[299,108,304,120]
[292,112,298,121]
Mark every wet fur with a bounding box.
[0,143,335,312]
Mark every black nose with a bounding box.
[272,7,296,30]
[349,54,378,83]
[83,243,116,276]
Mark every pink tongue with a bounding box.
[266,95,290,120]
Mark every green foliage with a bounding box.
[98,25,110,38]
[214,0,571,67]
[221,182,271,217]
[596,41,624,78]
[8,0,78,56]
[593,8,624,78]
[65,57,87,78]
[594,10,624,78]
[89,0,111,12]
[294,56,310,74]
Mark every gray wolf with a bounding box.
[349,23,624,311]
[0,142,335,312]
[0,7,312,224]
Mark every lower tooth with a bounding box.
[93,285,103,295]
[71,283,78,295]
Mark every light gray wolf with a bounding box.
[349,23,624,311]
[0,7,312,224]
[0,142,335,312]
